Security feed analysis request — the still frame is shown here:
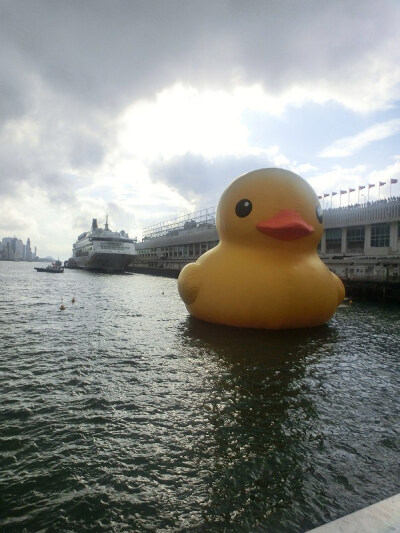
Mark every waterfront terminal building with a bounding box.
[131,197,400,296]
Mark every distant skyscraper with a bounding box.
[12,238,24,260]
[1,238,11,259]
[26,238,32,261]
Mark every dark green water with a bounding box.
[0,262,399,532]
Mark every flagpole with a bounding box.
[379,181,386,199]
[389,178,398,197]
[378,181,386,199]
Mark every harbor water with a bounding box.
[0,261,399,532]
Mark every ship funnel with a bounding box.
[92,219,98,230]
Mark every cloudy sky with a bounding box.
[1,0,400,259]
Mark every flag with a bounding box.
[340,190,346,194]
[331,192,337,196]
[368,183,375,189]
[391,178,398,184]
[323,193,329,198]
[379,181,386,186]
[358,185,366,190]
[349,188,355,192]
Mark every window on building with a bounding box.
[347,226,365,253]
[371,223,390,247]
[325,228,342,253]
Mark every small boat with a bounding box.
[35,260,64,273]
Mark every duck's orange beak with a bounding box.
[256,209,314,241]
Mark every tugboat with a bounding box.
[34,259,64,273]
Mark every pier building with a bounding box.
[131,197,400,298]
[321,197,400,282]
[134,207,218,274]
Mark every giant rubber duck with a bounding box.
[178,168,345,329]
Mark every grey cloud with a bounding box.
[0,70,32,123]
[0,91,108,203]
[0,138,37,198]
[1,0,399,220]
[71,202,138,239]
[40,172,79,204]
[1,0,398,152]
[0,211,29,233]
[150,152,275,207]
[1,0,398,119]
[69,132,105,169]
[0,126,103,204]
[106,201,138,235]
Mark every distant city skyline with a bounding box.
[0,236,38,261]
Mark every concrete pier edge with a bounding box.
[305,493,400,532]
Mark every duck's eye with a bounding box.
[316,205,323,223]
[235,199,252,218]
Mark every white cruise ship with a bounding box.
[67,218,137,272]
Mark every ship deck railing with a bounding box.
[142,207,216,240]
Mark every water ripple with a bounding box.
[0,263,399,532]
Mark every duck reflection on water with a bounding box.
[178,316,341,531]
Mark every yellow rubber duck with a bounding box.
[178,168,345,329]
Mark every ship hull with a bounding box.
[68,253,135,272]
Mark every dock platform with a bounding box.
[306,493,400,532]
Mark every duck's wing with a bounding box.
[178,263,201,305]
[332,272,345,305]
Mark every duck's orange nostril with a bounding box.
[256,209,314,241]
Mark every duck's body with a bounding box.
[179,243,343,329]
[178,168,345,329]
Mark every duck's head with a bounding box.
[216,168,323,252]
